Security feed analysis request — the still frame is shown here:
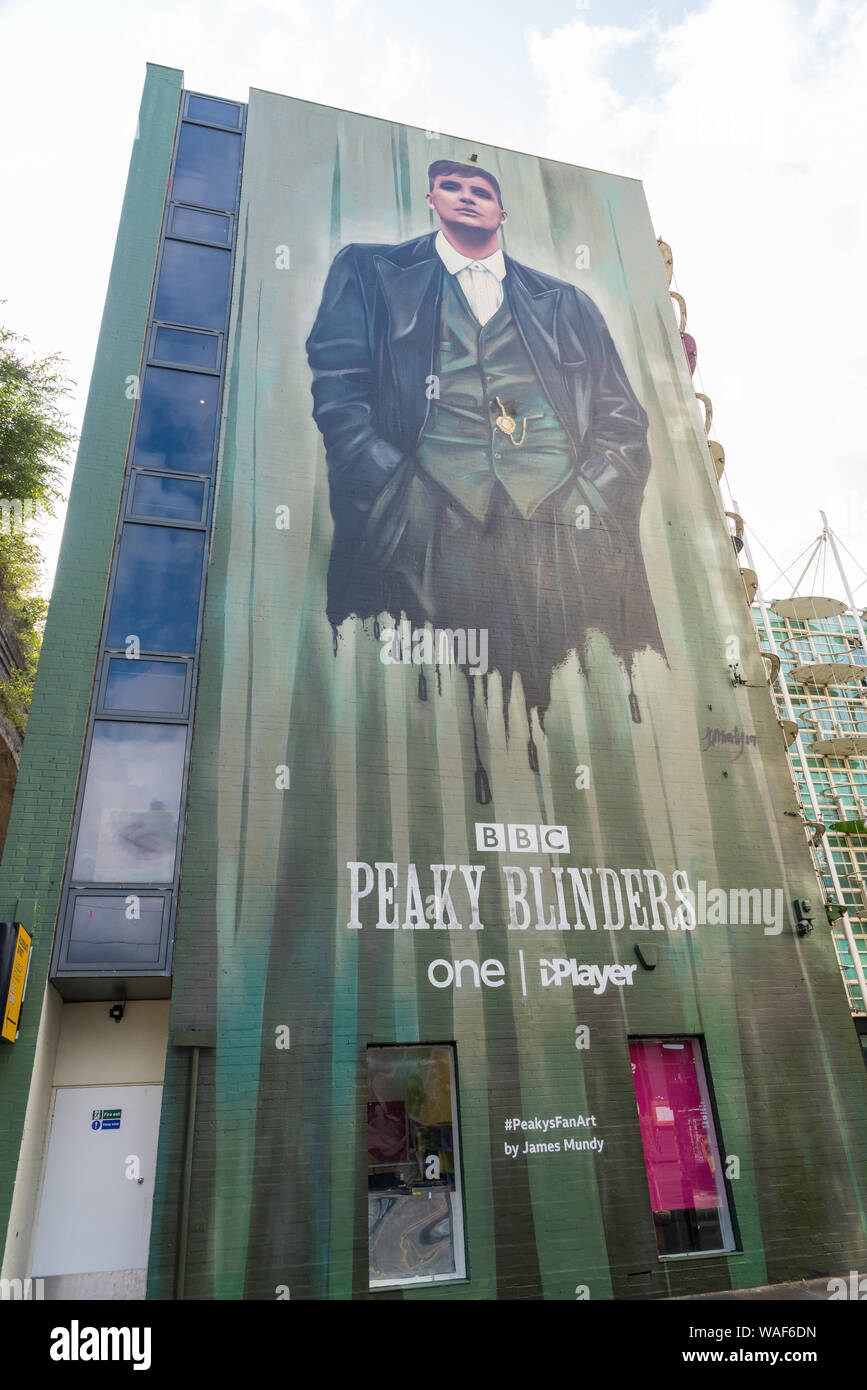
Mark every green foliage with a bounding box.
[0,316,74,733]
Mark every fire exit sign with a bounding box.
[91,1109,122,1131]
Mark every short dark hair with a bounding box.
[427,160,503,209]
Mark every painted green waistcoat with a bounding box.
[416,272,575,522]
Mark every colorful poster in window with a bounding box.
[630,1040,718,1213]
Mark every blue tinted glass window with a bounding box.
[171,123,241,210]
[155,241,231,331]
[104,658,187,713]
[132,368,219,474]
[107,524,205,654]
[131,474,205,522]
[71,722,186,883]
[187,95,241,128]
[66,895,166,966]
[170,206,231,244]
[152,326,219,369]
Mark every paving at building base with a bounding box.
[672,1278,836,1300]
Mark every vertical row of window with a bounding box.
[760,613,867,1010]
[368,1036,736,1289]
[50,92,246,981]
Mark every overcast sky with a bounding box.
[2,0,865,604]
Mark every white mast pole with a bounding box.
[821,510,867,661]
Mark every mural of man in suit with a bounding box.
[306,159,664,737]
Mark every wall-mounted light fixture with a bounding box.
[793,898,814,937]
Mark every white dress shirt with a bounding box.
[435,229,506,326]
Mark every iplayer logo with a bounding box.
[540,959,637,992]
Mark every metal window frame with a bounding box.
[126,471,209,528]
[50,89,246,992]
[169,119,244,214]
[153,235,235,334]
[66,716,190,891]
[56,889,174,979]
[148,323,223,374]
[96,652,193,719]
[365,1041,469,1291]
[183,90,244,131]
[100,519,208,657]
[168,203,234,248]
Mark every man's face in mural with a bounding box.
[425,173,507,242]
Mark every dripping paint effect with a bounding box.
[435,662,442,696]
[329,141,341,253]
[418,669,427,702]
[398,126,412,233]
[467,674,492,806]
[373,618,380,641]
[475,765,492,805]
[628,674,642,724]
[390,130,402,223]
[331,622,339,658]
[526,699,539,773]
[481,673,489,711]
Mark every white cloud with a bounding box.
[528,18,660,174]
[530,0,867,600]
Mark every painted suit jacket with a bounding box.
[306,229,663,665]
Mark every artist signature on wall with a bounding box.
[701,726,758,761]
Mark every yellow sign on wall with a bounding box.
[2,925,32,1043]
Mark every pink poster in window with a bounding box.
[629,1040,719,1212]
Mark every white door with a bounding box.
[31,1085,163,1279]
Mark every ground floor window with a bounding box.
[629,1037,736,1258]
[367,1044,466,1288]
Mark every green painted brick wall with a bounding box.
[0,63,182,1230]
[144,92,867,1301]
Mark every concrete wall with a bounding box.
[53,1001,169,1087]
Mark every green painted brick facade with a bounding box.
[144,91,867,1300]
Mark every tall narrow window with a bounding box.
[367,1044,466,1288]
[71,722,186,883]
[132,369,220,474]
[171,123,242,210]
[629,1037,736,1257]
[154,241,232,331]
[107,525,205,654]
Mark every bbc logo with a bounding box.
[475,823,570,853]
